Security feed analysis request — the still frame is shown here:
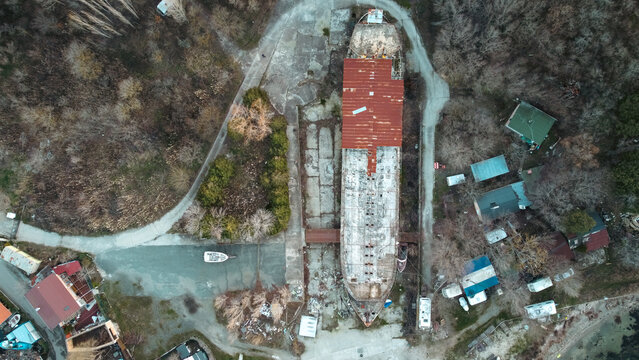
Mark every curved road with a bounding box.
[4,0,449,358]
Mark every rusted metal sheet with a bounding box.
[305,229,340,243]
[342,58,403,174]
[305,229,418,244]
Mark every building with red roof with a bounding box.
[26,273,81,329]
[0,301,11,326]
[566,211,610,252]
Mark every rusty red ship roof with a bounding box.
[342,58,403,173]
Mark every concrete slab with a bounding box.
[306,176,320,217]
[307,124,318,149]
[305,149,320,177]
[329,9,351,45]
[320,186,335,214]
[303,91,341,122]
[306,217,321,228]
[319,158,334,186]
[319,127,333,159]
[320,214,336,229]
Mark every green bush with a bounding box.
[322,27,330,37]
[198,157,236,207]
[562,209,596,234]
[613,150,639,197]
[222,215,239,240]
[243,87,270,107]
[261,117,290,234]
[617,93,639,138]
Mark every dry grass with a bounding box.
[229,99,274,143]
[0,0,242,234]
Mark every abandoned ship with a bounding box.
[339,9,404,326]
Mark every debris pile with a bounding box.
[214,286,291,345]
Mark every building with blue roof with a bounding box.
[1,321,41,350]
[462,256,499,298]
[470,155,509,182]
[474,181,532,221]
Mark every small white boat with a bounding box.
[7,314,20,328]
[204,251,234,263]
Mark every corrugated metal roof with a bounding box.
[0,301,10,325]
[475,181,531,221]
[462,256,499,298]
[506,102,556,145]
[53,260,82,276]
[342,58,403,174]
[1,246,41,275]
[470,155,509,182]
[26,274,80,329]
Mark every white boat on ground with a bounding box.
[203,251,234,263]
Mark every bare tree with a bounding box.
[165,0,187,23]
[229,99,274,143]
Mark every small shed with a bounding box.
[527,277,553,293]
[442,283,462,299]
[470,155,509,182]
[485,228,507,244]
[176,344,190,359]
[1,245,41,275]
[156,0,169,15]
[298,315,318,338]
[418,297,431,329]
[506,102,556,148]
[446,174,466,186]
[525,300,557,320]
[462,256,499,298]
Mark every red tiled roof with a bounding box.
[585,229,610,252]
[0,302,11,325]
[342,58,403,174]
[53,260,82,276]
[26,274,80,329]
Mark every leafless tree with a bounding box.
[229,99,273,143]
[166,0,187,23]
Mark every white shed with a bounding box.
[527,277,553,293]
[485,228,507,244]
[1,245,41,275]
[298,315,318,338]
[418,297,431,329]
[442,283,462,298]
[446,174,466,186]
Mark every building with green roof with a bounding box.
[506,102,556,148]
[474,181,532,221]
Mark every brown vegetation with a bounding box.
[0,0,241,234]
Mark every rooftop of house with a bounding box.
[567,211,610,252]
[462,256,499,298]
[53,260,82,276]
[474,181,532,221]
[25,273,81,329]
[0,301,11,325]
[506,102,556,145]
[470,155,509,182]
[543,232,575,260]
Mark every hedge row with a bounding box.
[261,116,290,233]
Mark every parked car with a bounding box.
[554,268,575,282]
[459,297,470,312]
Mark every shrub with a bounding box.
[64,41,102,81]
[222,215,239,240]
[261,116,290,234]
[242,87,269,107]
[198,157,235,207]
[617,93,639,138]
[561,209,596,234]
[613,150,639,197]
